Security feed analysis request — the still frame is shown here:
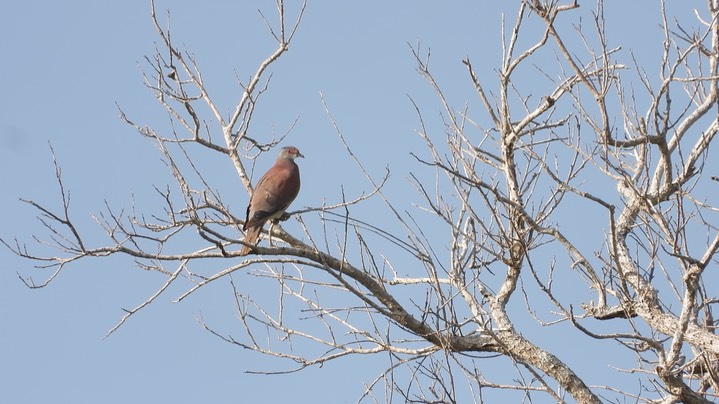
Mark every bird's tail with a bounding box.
[239,225,262,256]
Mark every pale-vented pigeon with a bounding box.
[240,146,303,255]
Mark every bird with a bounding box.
[240,146,303,255]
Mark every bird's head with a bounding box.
[279,146,304,161]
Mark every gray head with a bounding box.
[278,146,304,161]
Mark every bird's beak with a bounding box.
[297,152,305,159]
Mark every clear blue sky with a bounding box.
[1,1,706,403]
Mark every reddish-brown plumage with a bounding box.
[240,146,303,255]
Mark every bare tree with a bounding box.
[5,0,719,402]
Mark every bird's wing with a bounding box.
[245,162,300,229]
